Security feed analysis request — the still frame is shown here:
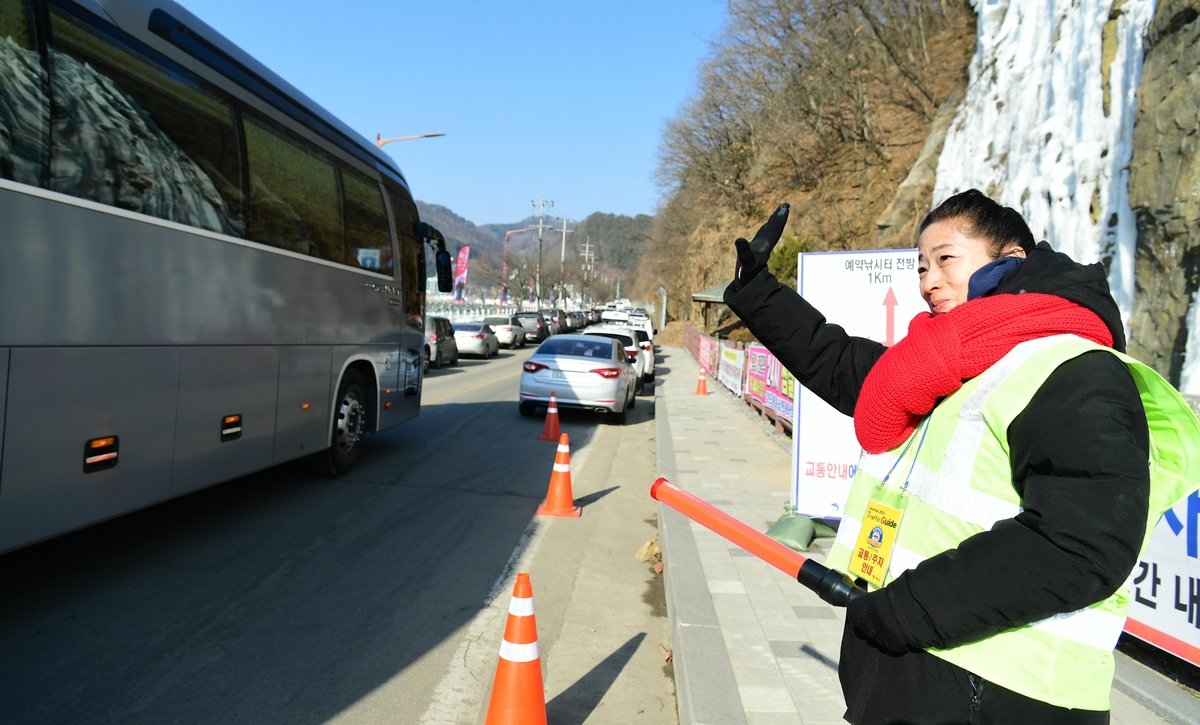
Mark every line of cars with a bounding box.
[422,308,599,373]
[518,308,658,425]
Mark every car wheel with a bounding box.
[313,369,367,476]
[423,348,431,375]
[519,401,536,417]
[635,377,644,395]
[609,404,628,425]
[434,350,443,369]
[629,393,636,409]
[645,372,655,385]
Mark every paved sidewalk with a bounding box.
[655,346,1172,725]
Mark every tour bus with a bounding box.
[0,0,452,553]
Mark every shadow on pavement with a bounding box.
[0,397,600,725]
[545,632,647,725]
[576,486,620,509]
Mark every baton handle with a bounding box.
[651,477,864,607]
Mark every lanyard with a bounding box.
[876,416,930,494]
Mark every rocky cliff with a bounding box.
[1126,0,1200,386]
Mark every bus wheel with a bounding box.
[317,369,367,476]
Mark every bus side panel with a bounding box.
[273,346,332,464]
[171,346,279,497]
[0,347,180,553]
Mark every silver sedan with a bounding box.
[518,334,637,424]
[453,322,500,358]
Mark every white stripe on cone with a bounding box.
[557,445,570,453]
[509,596,536,617]
[498,639,540,663]
[553,463,570,473]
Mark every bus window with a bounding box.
[243,113,344,262]
[341,167,392,273]
[0,0,46,188]
[402,235,423,328]
[46,5,243,235]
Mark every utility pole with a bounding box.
[531,192,554,304]
[579,236,595,304]
[557,217,573,303]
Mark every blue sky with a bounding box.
[178,0,728,226]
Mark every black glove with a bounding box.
[847,588,914,654]
[731,203,790,290]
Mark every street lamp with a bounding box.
[375,132,446,148]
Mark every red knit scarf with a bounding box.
[853,293,1113,454]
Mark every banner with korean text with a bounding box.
[792,249,927,519]
[746,344,795,423]
[1125,490,1200,667]
[698,336,717,375]
[718,344,744,394]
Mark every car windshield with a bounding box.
[537,338,613,358]
[484,317,509,325]
[587,332,634,348]
[453,323,481,332]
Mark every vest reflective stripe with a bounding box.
[826,335,1200,710]
[859,452,1020,529]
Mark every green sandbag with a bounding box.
[766,505,838,552]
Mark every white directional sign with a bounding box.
[791,250,928,519]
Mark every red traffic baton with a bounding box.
[650,477,864,607]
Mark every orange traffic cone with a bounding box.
[694,370,708,396]
[483,573,547,725]
[537,433,581,517]
[537,392,561,441]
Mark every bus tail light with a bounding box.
[221,414,242,442]
[84,436,119,473]
[524,361,548,373]
[591,367,621,379]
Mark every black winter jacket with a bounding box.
[724,243,1151,724]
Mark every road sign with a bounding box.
[791,249,928,519]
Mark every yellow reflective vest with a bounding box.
[826,335,1200,710]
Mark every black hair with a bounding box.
[918,189,1036,257]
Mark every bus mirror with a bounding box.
[435,248,453,292]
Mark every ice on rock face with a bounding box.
[932,0,1155,329]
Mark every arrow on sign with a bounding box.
[883,287,898,346]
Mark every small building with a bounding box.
[691,282,731,333]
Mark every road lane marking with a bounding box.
[423,370,521,405]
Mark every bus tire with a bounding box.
[316,369,367,476]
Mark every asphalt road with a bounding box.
[0,345,671,724]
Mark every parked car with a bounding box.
[484,316,527,349]
[453,322,500,357]
[423,316,459,372]
[515,311,550,343]
[540,309,568,335]
[519,335,636,424]
[581,326,646,394]
[631,328,655,382]
[570,311,587,330]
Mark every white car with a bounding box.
[453,322,500,357]
[484,316,527,349]
[519,335,637,423]
[581,325,647,393]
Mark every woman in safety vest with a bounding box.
[722,189,1200,724]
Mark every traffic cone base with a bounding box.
[538,433,581,517]
[484,573,547,725]
[694,370,708,396]
[536,391,561,441]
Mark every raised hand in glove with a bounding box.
[731,203,790,290]
[847,588,914,654]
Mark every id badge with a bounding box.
[847,499,903,587]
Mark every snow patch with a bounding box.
[933,0,1155,330]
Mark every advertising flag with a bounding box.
[452,246,471,304]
